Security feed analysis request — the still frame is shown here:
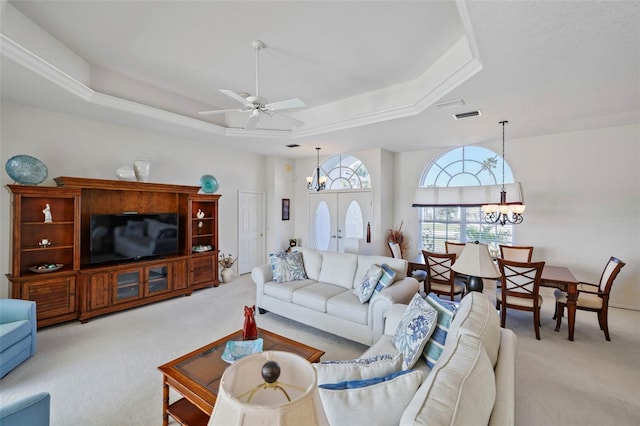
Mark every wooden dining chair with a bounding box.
[553,256,625,341]
[388,242,427,286]
[422,250,466,301]
[445,241,466,260]
[499,245,534,262]
[497,259,546,340]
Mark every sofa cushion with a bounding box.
[399,333,496,426]
[423,292,457,368]
[359,335,399,359]
[294,247,323,281]
[371,263,397,300]
[319,369,424,426]
[291,283,347,312]
[353,264,383,303]
[263,279,315,302]
[269,251,308,283]
[326,291,368,325]
[319,251,358,289]
[393,294,438,369]
[0,320,31,352]
[449,292,501,368]
[313,353,403,385]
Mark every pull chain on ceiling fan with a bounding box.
[198,40,305,130]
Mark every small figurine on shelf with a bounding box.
[43,203,52,223]
[196,209,205,219]
[242,305,258,340]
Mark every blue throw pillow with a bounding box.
[269,251,308,283]
[353,264,383,303]
[371,263,397,299]
[392,293,438,369]
[422,292,457,368]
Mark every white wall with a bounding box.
[395,124,640,309]
[0,101,268,298]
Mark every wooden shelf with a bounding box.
[167,398,209,426]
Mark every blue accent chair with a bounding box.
[0,392,50,426]
[0,299,37,378]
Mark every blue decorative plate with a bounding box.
[5,155,48,185]
[200,174,219,193]
[221,338,263,363]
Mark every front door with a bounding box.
[309,191,372,252]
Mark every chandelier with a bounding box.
[481,121,525,225]
[306,147,327,191]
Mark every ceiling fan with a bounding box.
[198,40,305,130]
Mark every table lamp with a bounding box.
[209,351,328,426]
[451,242,500,292]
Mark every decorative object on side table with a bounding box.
[42,203,52,223]
[133,157,150,182]
[221,338,264,364]
[5,154,48,185]
[219,252,237,283]
[200,174,219,193]
[38,239,51,247]
[451,241,500,292]
[243,305,258,340]
[386,220,408,255]
[210,351,329,425]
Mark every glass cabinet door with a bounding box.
[113,269,141,302]
[147,265,170,295]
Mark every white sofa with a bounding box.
[320,292,516,426]
[252,247,420,345]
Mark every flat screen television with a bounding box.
[89,213,179,265]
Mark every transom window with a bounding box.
[319,154,371,190]
[419,146,515,253]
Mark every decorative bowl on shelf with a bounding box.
[221,338,263,364]
[192,245,213,253]
[5,155,48,185]
[29,263,63,274]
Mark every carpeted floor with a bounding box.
[1,274,639,425]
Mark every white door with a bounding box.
[309,191,372,252]
[238,191,265,274]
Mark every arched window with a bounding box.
[318,154,372,190]
[419,146,515,253]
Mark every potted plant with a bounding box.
[218,253,237,283]
[386,220,409,257]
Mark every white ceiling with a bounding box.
[1,0,639,159]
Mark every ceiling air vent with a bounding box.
[453,110,481,120]
[286,144,300,148]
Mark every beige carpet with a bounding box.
[1,274,639,425]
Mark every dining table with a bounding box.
[408,255,580,341]
[540,265,579,341]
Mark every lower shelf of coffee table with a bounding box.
[168,398,209,426]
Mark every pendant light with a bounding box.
[306,147,327,191]
[481,121,525,225]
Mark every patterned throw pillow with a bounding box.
[371,263,397,300]
[313,353,402,384]
[269,251,308,283]
[353,264,383,303]
[423,292,457,368]
[392,293,438,369]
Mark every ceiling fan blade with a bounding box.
[198,108,244,116]
[265,98,306,111]
[220,89,252,106]
[245,110,260,130]
[272,111,305,128]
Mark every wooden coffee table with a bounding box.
[158,328,325,426]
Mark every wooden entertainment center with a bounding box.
[6,177,220,327]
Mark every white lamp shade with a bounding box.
[209,351,328,426]
[451,243,500,278]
